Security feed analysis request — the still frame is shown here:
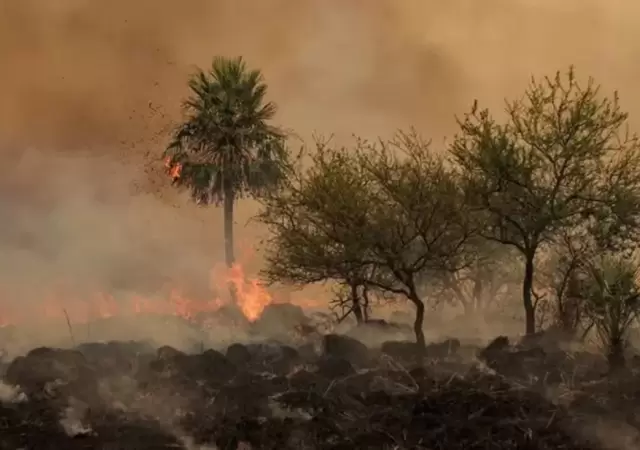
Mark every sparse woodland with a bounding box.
[5,58,640,450]
[250,64,640,366]
[163,57,640,371]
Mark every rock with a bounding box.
[146,346,236,384]
[0,338,600,450]
[479,336,510,363]
[317,356,355,379]
[240,342,300,374]
[323,334,370,366]
[226,343,252,366]
[252,303,310,339]
[76,340,154,375]
[187,349,236,382]
[148,345,187,373]
[245,342,299,362]
[297,343,317,361]
[4,347,99,404]
[288,368,324,389]
[156,345,185,360]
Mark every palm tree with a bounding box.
[581,255,640,372]
[164,56,288,303]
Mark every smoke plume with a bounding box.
[0,0,638,344]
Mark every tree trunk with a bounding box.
[608,337,626,374]
[362,285,370,322]
[409,291,426,351]
[523,254,536,335]
[472,277,484,313]
[223,189,237,304]
[350,283,363,324]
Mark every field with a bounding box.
[0,306,637,450]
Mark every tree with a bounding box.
[258,131,477,349]
[534,231,587,337]
[257,135,373,288]
[434,240,520,317]
[450,67,640,335]
[329,279,378,324]
[164,56,288,302]
[581,254,640,372]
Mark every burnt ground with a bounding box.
[0,322,638,449]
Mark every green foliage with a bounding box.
[354,131,478,288]
[164,56,288,204]
[450,66,640,333]
[580,255,640,368]
[258,130,477,347]
[257,137,371,286]
[259,131,475,294]
[451,67,640,253]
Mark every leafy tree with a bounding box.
[257,136,371,280]
[258,131,477,349]
[539,208,640,337]
[581,255,640,372]
[164,56,288,302]
[450,67,640,335]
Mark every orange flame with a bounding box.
[0,262,274,328]
[0,168,329,329]
[227,263,272,321]
[164,156,182,180]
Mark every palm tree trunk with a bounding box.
[223,189,237,303]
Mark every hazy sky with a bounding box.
[0,0,637,307]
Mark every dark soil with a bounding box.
[0,331,635,449]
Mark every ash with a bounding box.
[0,321,633,450]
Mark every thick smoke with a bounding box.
[0,0,638,346]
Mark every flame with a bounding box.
[227,263,272,321]
[164,156,182,180]
[0,237,329,329]
[0,168,332,329]
[0,262,274,328]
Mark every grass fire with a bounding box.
[0,262,272,328]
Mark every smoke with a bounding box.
[0,0,638,345]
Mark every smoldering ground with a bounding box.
[0,0,639,350]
